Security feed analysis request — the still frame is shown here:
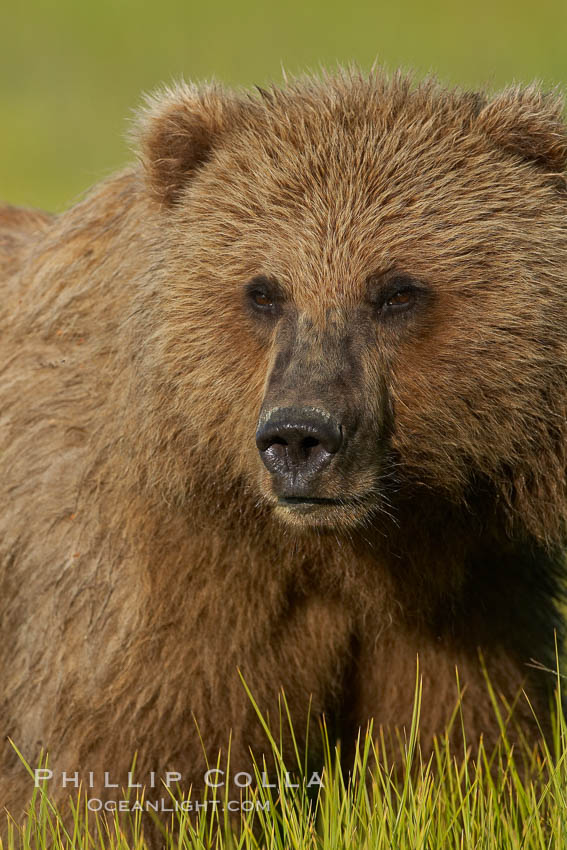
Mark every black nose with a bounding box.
[256,406,343,486]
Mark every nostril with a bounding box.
[302,436,319,450]
[256,430,288,452]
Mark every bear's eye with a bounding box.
[251,291,273,308]
[367,272,426,318]
[384,288,416,310]
[245,276,282,317]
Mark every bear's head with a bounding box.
[134,71,567,544]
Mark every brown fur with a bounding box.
[1,69,567,825]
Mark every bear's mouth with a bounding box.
[277,496,353,515]
[272,491,377,529]
[278,496,342,506]
[275,493,374,520]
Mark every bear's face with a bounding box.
[139,75,567,538]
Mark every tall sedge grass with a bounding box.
[2,660,566,849]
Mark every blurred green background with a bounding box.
[2,0,566,211]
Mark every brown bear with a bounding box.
[1,68,567,826]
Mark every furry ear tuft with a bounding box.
[477,86,567,172]
[134,82,233,206]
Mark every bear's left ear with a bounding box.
[476,86,567,172]
[134,82,237,207]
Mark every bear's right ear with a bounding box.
[476,86,567,173]
[134,82,234,207]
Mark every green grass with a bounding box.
[3,667,567,850]
[2,0,567,210]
